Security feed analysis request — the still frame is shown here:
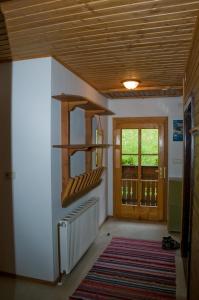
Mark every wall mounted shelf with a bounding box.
[53,144,111,155]
[52,93,114,206]
[53,93,114,115]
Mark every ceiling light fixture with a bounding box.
[122,79,140,90]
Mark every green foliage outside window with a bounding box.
[141,129,158,154]
[122,129,138,154]
[122,155,138,166]
[122,129,159,166]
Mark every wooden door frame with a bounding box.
[181,97,194,297]
[113,116,168,221]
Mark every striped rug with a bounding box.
[70,237,176,300]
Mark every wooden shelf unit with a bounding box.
[52,94,114,207]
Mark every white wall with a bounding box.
[107,97,183,215]
[51,58,109,280]
[11,58,54,281]
[0,57,109,282]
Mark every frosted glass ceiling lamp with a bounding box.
[122,80,140,90]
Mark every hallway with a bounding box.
[1,1,199,298]
[0,218,187,300]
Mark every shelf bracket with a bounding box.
[68,147,89,156]
[85,110,105,118]
[68,100,88,111]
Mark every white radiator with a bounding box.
[58,197,99,274]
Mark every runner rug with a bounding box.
[70,237,176,300]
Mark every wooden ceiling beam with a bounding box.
[89,74,184,81]
[9,29,193,55]
[6,16,196,45]
[66,57,188,69]
[9,20,195,47]
[47,36,191,59]
[3,7,199,36]
[74,77,184,85]
[68,53,188,65]
[49,52,189,66]
[2,0,193,18]
[86,82,184,91]
[57,42,191,59]
[7,16,196,40]
[86,73,184,79]
[101,85,183,93]
[103,89,183,98]
[73,70,185,79]
[39,28,194,48]
[50,36,193,55]
[11,38,191,58]
[60,49,190,65]
[4,0,199,31]
[77,65,185,74]
[81,72,185,81]
[9,40,192,60]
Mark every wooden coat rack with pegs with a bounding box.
[52,93,114,207]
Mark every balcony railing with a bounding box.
[121,178,158,207]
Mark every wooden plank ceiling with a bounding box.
[1,0,199,98]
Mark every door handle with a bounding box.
[155,167,163,179]
[163,167,166,179]
[155,167,166,179]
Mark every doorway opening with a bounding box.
[113,117,168,221]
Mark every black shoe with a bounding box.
[162,236,180,250]
[162,236,172,241]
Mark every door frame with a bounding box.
[113,116,168,221]
[181,96,194,295]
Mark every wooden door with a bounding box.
[113,117,168,221]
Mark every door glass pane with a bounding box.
[122,155,138,179]
[141,155,158,167]
[141,129,159,207]
[141,129,158,154]
[122,155,138,166]
[122,129,138,154]
[121,129,138,206]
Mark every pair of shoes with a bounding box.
[162,236,180,250]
